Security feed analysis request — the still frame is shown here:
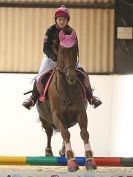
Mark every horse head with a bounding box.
[57,29,79,85]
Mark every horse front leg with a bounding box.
[78,113,97,170]
[53,115,79,172]
[84,138,97,170]
[61,132,79,172]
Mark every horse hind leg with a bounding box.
[39,117,53,156]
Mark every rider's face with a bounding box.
[56,17,68,29]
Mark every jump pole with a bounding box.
[0,156,133,167]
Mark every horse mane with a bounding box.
[62,26,74,35]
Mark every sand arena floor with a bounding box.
[0,165,133,173]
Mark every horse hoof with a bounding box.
[45,148,53,156]
[67,160,79,172]
[85,158,97,170]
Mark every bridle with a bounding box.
[56,44,79,76]
[55,44,79,105]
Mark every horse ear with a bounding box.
[59,30,65,42]
[71,30,77,39]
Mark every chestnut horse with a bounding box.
[36,29,97,172]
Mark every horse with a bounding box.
[36,29,97,172]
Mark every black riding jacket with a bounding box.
[43,24,73,61]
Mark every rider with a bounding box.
[22,5,102,110]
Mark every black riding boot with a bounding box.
[22,81,40,110]
[78,67,102,108]
[86,88,102,109]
